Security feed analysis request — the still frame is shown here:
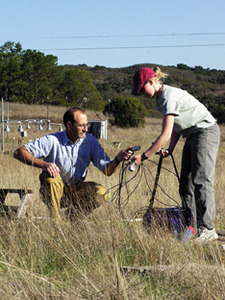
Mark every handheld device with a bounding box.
[130,145,141,153]
[128,145,141,171]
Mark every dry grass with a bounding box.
[0,103,224,299]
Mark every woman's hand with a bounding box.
[159,148,170,157]
[133,154,142,166]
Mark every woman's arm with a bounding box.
[168,129,180,153]
[134,114,175,165]
[160,129,180,157]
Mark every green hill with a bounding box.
[65,63,225,122]
[1,41,225,122]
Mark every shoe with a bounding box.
[196,227,218,242]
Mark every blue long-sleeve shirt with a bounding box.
[25,131,111,184]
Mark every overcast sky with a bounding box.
[1,0,225,70]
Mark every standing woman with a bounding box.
[132,67,220,242]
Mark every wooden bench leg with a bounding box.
[17,193,33,218]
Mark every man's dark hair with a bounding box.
[63,107,85,129]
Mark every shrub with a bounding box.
[103,95,148,127]
[209,102,225,123]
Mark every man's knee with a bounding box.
[78,181,110,203]
[95,183,110,204]
[39,172,64,203]
[70,181,110,213]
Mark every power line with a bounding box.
[3,32,225,40]
[40,32,225,39]
[38,43,225,51]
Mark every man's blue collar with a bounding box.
[62,130,86,146]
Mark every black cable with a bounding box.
[116,162,142,211]
[105,161,140,206]
[142,161,180,207]
[105,154,183,217]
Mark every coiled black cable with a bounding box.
[105,154,182,218]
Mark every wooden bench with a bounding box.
[0,188,33,218]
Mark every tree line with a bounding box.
[0,41,104,110]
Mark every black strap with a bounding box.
[147,153,189,212]
[147,155,163,213]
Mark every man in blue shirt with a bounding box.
[14,107,132,220]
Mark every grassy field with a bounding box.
[0,103,224,299]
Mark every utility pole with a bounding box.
[47,96,49,120]
[1,98,4,152]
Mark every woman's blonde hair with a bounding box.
[152,67,168,83]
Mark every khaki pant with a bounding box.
[39,172,109,221]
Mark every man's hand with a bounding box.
[103,146,137,176]
[116,147,134,162]
[43,163,60,178]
